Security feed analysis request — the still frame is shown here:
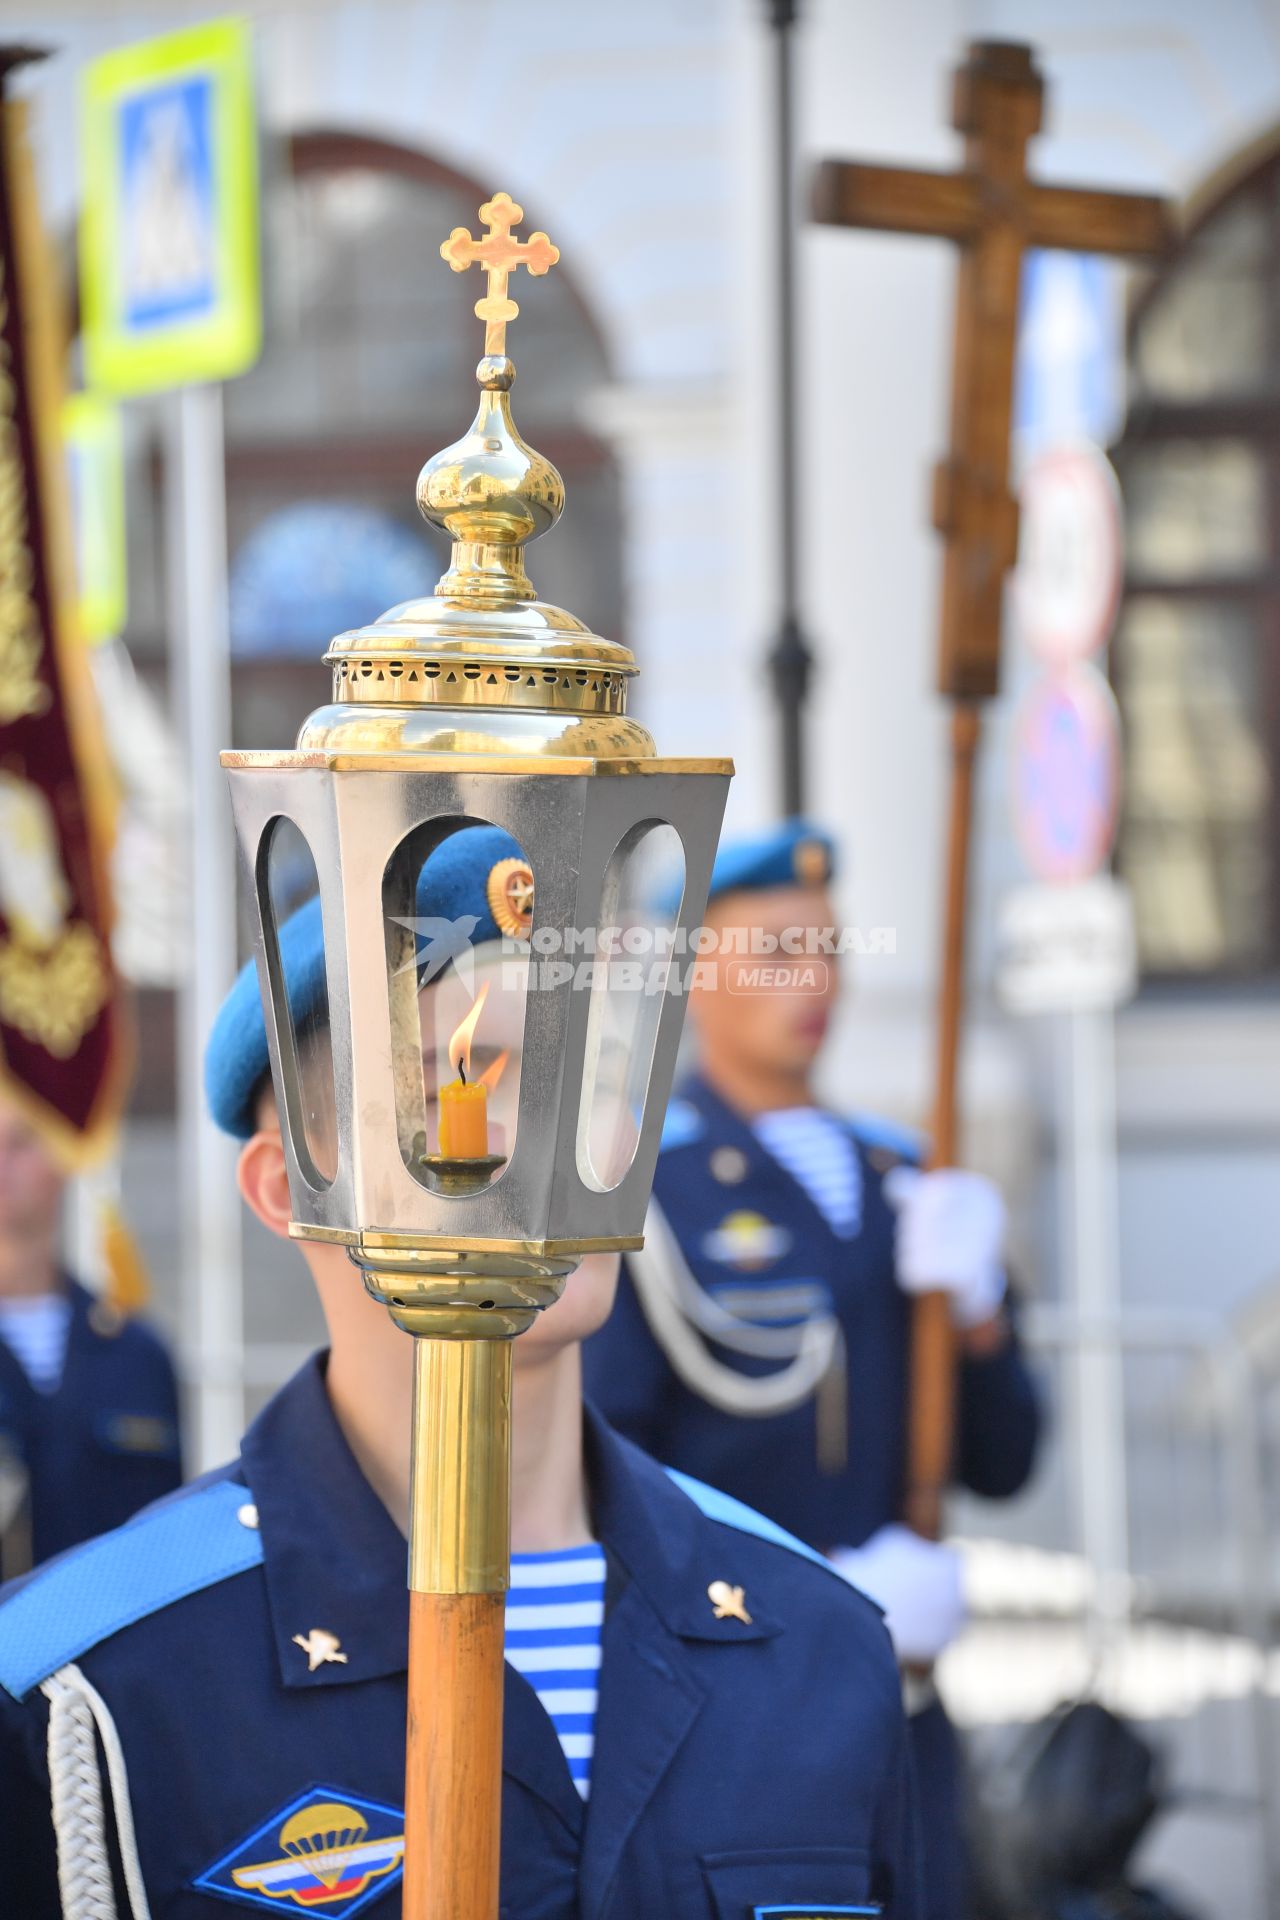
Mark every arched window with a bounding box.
[1112,132,1280,980]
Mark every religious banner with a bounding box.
[0,62,127,1165]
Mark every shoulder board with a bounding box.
[845,1109,925,1167]
[659,1098,704,1153]
[665,1467,831,1574]
[0,1479,263,1701]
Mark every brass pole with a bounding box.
[905,699,980,1543]
[403,1333,513,1920]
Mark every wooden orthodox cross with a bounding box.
[812,40,1171,1539]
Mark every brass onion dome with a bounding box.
[296,193,651,764]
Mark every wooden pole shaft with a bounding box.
[404,1589,505,1919]
[932,702,981,1170]
[403,1335,513,1920]
[906,700,981,1542]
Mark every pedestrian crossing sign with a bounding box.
[79,18,261,395]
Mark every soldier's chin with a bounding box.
[790,1012,829,1060]
[516,1253,620,1359]
[0,1199,40,1237]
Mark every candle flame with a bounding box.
[449,981,490,1079]
[479,1048,510,1092]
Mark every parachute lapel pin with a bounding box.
[707,1580,752,1625]
[292,1628,349,1671]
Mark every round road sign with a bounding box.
[1015,444,1123,666]
[1013,663,1120,884]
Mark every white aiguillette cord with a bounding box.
[42,1663,151,1920]
[628,1199,843,1418]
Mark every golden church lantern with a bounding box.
[219,192,732,1914]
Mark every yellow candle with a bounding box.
[438,1072,488,1158]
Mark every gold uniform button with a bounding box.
[237,1502,260,1530]
[709,1146,748,1184]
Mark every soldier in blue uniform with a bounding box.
[0,828,923,1919]
[0,1097,181,1575]
[583,820,1043,1920]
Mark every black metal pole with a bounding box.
[764,0,814,818]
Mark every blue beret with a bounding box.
[421,825,527,945]
[205,824,526,1139]
[653,818,837,918]
[706,819,836,902]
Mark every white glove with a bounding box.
[883,1165,1007,1329]
[829,1524,966,1664]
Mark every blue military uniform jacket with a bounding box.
[584,1075,1040,1549]
[0,1355,922,1919]
[0,1277,181,1569]
[583,1075,1042,1920]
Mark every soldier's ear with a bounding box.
[237,1130,293,1240]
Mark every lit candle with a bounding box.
[438,984,490,1158]
[438,1067,488,1158]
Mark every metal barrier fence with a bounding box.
[945,1305,1280,1919]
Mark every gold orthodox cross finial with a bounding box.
[419,190,565,605]
[440,192,560,358]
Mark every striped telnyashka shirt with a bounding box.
[0,1294,72,1393]
[505,1543,606,1799]
[753,1107,864,1240]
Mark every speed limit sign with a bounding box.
[1015,444,1123,665]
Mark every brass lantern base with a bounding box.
[358,1258,565,1341]
[291,1217,641,1338]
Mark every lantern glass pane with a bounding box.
[262,818,338,1187]
[382,822,532,1189]
[576,821,684,1192]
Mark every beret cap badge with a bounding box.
[793,838,829,885]
[486,857,535,939]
